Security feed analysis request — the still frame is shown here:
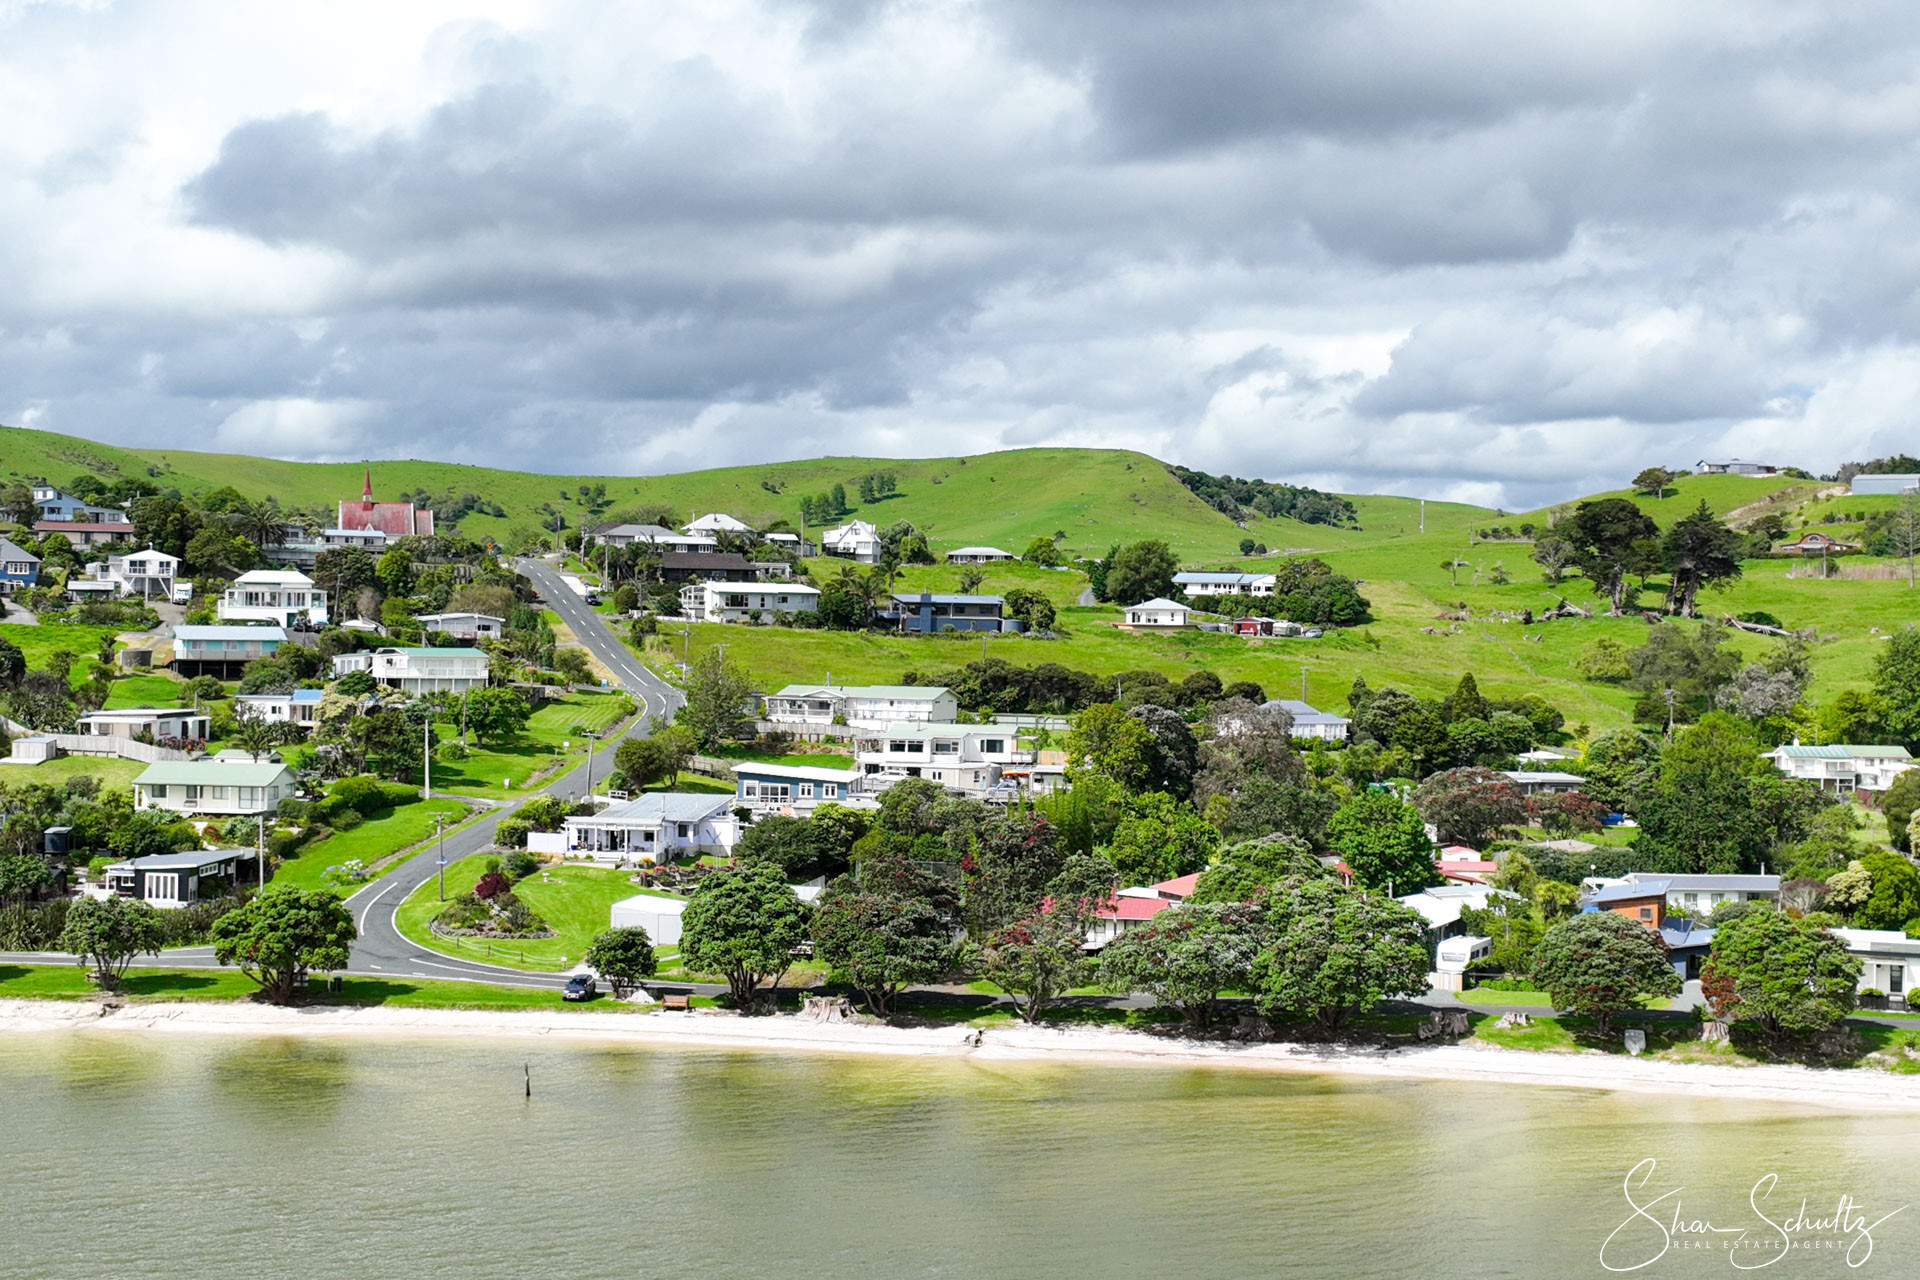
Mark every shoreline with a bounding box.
[6,998,1920,1112]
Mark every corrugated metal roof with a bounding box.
[133,761,293,786]
[172,624,288,641]
[569,792,733,825]
[1772,744,1912,760]
[772,684,951,700]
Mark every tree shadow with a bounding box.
[120,972,221,996]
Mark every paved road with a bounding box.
[4,565,690,992]
[516,556,682,723]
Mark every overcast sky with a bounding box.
[6,1,1920,507]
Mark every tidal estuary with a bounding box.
[2,1034,1915,1278]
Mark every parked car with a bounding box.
[562,974,598,1002]
[1301,627,1324,638]
[584,592,602,606]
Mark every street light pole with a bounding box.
[257,814,265,892]
[435,817,446,901]
[583,729,597,801]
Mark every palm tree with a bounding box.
[228,497,286,551]
[233,713,280,762]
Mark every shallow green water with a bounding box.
[1,1034,1917,1278]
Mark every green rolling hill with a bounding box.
[2,425,1909,733]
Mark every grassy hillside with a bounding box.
[10,425,1917,737]
[0,427,1288,560]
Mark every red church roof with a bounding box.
[337,471,434,538]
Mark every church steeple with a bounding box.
[362,468,373,505]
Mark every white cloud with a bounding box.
[3,2,1920,507]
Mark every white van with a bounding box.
[170,582,193,605]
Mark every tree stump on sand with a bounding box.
[799,996,852,1024]
[1493,1012,1532,1030]
[1623,1029,1647,1056]
[1701,1021,1730,1043]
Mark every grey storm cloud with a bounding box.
[8,0,1920,505]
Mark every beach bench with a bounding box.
[662,994,691,1011]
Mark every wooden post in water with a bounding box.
[524,1064,531,1098]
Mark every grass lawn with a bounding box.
[1456,988,1673,1010]
[0,754,144,790]
[270,797,478,894]
[395,860,645,971]
[0,621,119,684]
[0,963,675,1012]
[425,690,635,797]
[102,672,192,709]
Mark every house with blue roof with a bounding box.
[1764,742,1914,794]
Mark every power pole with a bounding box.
[435,817,446,901]
[424,716,432,797]
[256,814,265,891]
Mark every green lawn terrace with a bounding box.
[268,795,478,894]
[424,688,636,797]
[396,859,643,971]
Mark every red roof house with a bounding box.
[337,470,434,538]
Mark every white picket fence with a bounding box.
[1,717,192,763]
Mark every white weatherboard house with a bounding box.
[821,519,882,563]
[415,612,505,641]
[332,647,489,693]
[1581,872,1780,917]
[561,793,741,861]
[1834,929,1920,1006]
[1851,474,1920,496]
[75,707,212,743]
[1172,571,1276,597]
[945,546,1015,564]
[1498,769,1585,797]
[235,688,326,732]
[854,722,1032,796]
[1265,699,1352,741]
[763,684,959,730]
[681,580,820,624]
[96,550,180,598]
[1764,743,1915,794]
[216,569,328,627]
[1122,598,1190,629]
[132,757,297,817]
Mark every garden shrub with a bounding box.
[276,798,312,824]
[494,817,531,849]
[503,850,541,881]
[329,808,364,832]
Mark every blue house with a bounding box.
[875,592,1023,634]
[0,537,40,594]
[32,485,128,524]
[732,762,867,813]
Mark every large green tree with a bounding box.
[1530,912,1680,1033]
[1633,713,1820,874]
[813,879,957,1016]
[1324,790,1438,892]
[1701,909,1859,1034]
[1102,540,1179,605]
[1104,792,1219,886]
[1564,498,1660,612]
[1872,630,1920,751]
[1853,852,1920,930]
[1881,770,1920,854]
[58,895,165,988]
[1097,901,1265,1030]
[209,888,357,1004]
[1066,702,1154,791]
[1188,835,1329,904]
[677,647,755,750]
[978,909,1090,1024]
[1249,879,1430,1029]
[678,863,813,1007]
[584,925,657,998]
[1411,768,1528,847]
[1661,500,1744,617]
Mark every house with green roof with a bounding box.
[763,683,958,731]
[132,757,298,817]
[1764,743,1915,794]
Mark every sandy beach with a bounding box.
[6,997,1920,1112]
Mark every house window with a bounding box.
[932,740,959,755]
[676,823,691,838]
[823,784,837,798]
[799,783,814,798]
[1893,966,1907,996]
[143,873,180,901]
[1638,906,1653,920]
[148,784,167,799]
[980,739,1005,754]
